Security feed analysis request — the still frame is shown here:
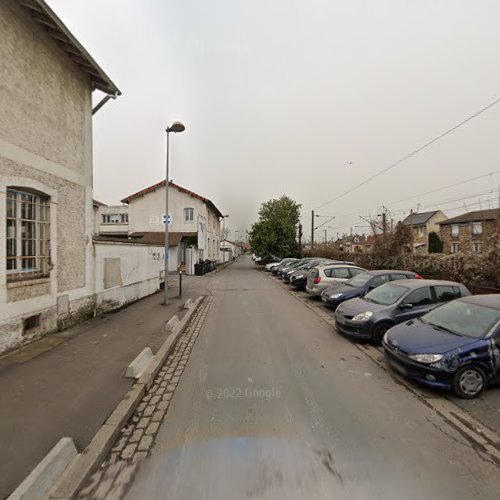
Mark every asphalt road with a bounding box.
[127,256,500,500]
[0,276,204,499]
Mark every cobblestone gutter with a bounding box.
[77,296,213,500]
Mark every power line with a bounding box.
[329,169,500,224]
[315,97,500,211]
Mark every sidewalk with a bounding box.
[0,274,209,498]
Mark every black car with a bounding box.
[282,259,323,283]
[321,270,421,309]
[335,279,471,344]
[271,258,297,275]
[384,295,500,398]
[278,258,314,279]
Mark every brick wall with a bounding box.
[440,219,498,254]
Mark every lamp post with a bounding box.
[221,215,229,263]
[234,230,239,257]
[163,121,185,305]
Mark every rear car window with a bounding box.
[310,269,319,278]
[403,287,433,306]
[434,285,461,302]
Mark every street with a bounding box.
[116,256,499,500]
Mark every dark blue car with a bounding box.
[383,295,500,398]
[321,270,420,309]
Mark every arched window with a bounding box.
[6,188,50,281]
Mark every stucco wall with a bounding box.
[127,185,221,260]
[97,205,129,234]
[0,0,94,353]
[0,0,92,179]
[94,242,165,312]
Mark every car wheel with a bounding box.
[372,322,392,345]
[452,365,487,399]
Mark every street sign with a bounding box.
[162,214,172,225]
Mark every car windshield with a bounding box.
[422,301,500,338]
[346,272,372,287]
[364,283,407,305]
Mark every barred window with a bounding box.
[6,188,50,281]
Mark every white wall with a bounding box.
[94,241,165,312]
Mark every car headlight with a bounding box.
[330,293,343,299]
[352,311,374,322]
[408,354,444,364]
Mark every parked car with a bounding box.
[281,258,317,281]
[305,263,366,296]
[334,280,471,344]
[321,270,421,308]
[289,259,338,289]
[272,258,298,275]
[383,295,500,399]
[265,260,282,272]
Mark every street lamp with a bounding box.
[221,215,229,263]
[163,121,185,305]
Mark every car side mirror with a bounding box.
[398,303,413,310]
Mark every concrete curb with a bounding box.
[125,347,153,379]
[164,315,180,333]
[46,296,206,500]
[8,438,77,500]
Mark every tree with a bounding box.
[249,195,301,261]
[428,231,443,253]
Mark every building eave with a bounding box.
[19,0,121,96]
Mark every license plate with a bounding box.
[336,315,345,325]
[321,296,327,303]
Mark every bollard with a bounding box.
[179,271,183,297]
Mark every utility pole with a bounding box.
[382,211,387,243]
[324,229,327,244]
[298,223,303,253]
[311,210,315,249]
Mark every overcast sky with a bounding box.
[48,0,500,241]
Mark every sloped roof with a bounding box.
[19,0,120,96]
[92,199,106,207]
[438,208,499,226]
[402,211,439,226]
[121,180,223,218]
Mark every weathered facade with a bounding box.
[121,181,223,270]
[439,209,499,254]
[0,0,119,353]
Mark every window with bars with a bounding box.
[6,188,50,281]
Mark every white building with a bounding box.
[121,181,223,272]
[0,0,120,353]
[93,201,129,236]
[220,240,241,262]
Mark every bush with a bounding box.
[304,247,500,294]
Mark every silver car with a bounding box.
[305,264,365,296]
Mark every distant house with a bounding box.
[1,0,119,353]
[121,181,223,271]
[220,240,241,261]
[93,203,129,236]
[402,210,447,253]
[438,209,499,254]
